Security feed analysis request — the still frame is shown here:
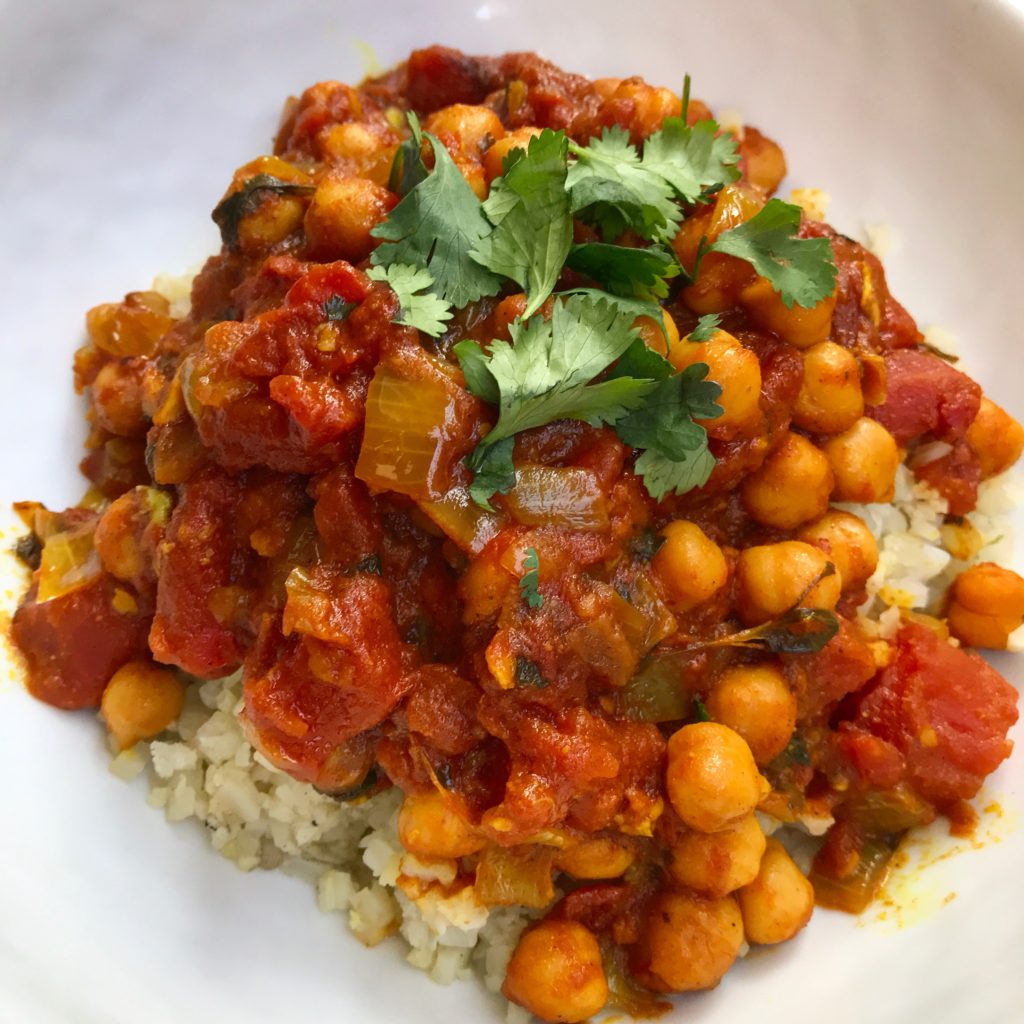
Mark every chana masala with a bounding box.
[10,46,1024,1022]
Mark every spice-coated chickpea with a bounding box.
[425,104,505,161]
[669,330,762,438]
[797,510,879,591]
[556,836,635,880]
[738,837,814,944]
[667,815,767,896]
[635,308,681,353]
[483,127,544,183]
[101,661,186,751]
[791,341,865,434]
[741,432,834,529]
[706,662,797,765]
[503,920,608,1023]
[735,540,842,625]
[946,562,1024,650]
[738,127,787,196]
[740,276,837,349]
[632,890,745,992]
[304,175,396,261]
[397,790,486,859]
[320,122,396,186]
[823,417,900,503]
[966,396,1024,479]
[666,722,769,833]
[652,520,729,612]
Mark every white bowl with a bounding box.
[1,1,1022,1021]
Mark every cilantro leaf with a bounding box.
[365,263,452,337]
[387,111,428,196]
[634,445,717,501]
[323,296,356,322]
[371,133,502,308]
[452,339,500,404]
[688,312,722,341]
[519,547,544,609]
[692,694,712,722]
[709,198,837,308]
[565,243,680,300]
[557,288,667,340]
[642,118,740,204]
[567,127,681,243]
[470,129,572,317]
[466,437,516,510]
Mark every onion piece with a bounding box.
[502,464,608,531]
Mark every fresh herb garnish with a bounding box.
[371,131,502,308]
[780,733,811,767]
[323,295,356,322]
[628,527,666,561]
[688,312,722,342]
[365,264,453,337]
[692,694,712,722]
[353,553,383,575]
[565,243,681,300]
[387,110,429,196]
[519,547,544,609]
[514,656,548,688]
[469,129,573,317]
[709,199,837,308]
[455,294,656,504]
[211,174,314,249]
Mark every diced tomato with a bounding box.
[283,260,368,308]
[851,622,1019,803]
[913,439,981,515]
[867,350,981,446]
[787,617,877,719]
[833,725,906,789]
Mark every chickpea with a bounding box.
[947,562,1024,650]
[666,722,769,833]
[738,127,787,196]
[603,78,682,139]
[738,838,814,944]
[91,360,148,437]
[798,510,878,591]
[652,520,729,612]
[101,661,186,750]
[736,540,842,625]
[556,836,635,879]
[320,122,395,186]
[706,663,797,765]
[791,341,865,433]
[669,330,762,438]
[397,790,485,859]
[741,432,834,529]
[740,276,837,349]
[966,396,1024,479]
[824,417,900,503]
[632,890,744,992]
[635,308,681,353]
[425,104,504,161]
[483,127,544,183]
[503,920,608,1023]
[668,815,766,896]
[304,175,396,261]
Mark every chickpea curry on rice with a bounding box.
[9,45,1024,1022]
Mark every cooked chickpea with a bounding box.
[791,341,865,434]
[632,891,744,992]
[320,122,395,186]
[706,663,797,765]
[741,432,834,529]
[947,562,1024,650]
[667,815,766,896]
[604,78,682,139]
[91,361,148,437]
[736,540,842,625]
[797,510,879,591]
[824,417,900,503]
[739,276,837,348]
[503,920,608,1023]
[652,520,729,612]
[738,127,787,196]
[425,104,504,161]
[635,308,681,353]
[304,175,396,261]
[101,661,186,750]
[398,790,486,859]
[666,722,769,833]
[556,836,635,879]
[738,837,814,944]
[966,396,1024,479]
[669,330,762,438]
[483,127,544,183]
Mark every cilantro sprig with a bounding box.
[366,264,453,336]
[519,547,544,609]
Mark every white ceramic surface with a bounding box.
[1,1,1023,1022]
